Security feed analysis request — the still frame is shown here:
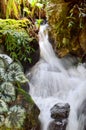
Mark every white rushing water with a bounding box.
[27,24,86,130]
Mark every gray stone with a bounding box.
[50,103,70,120]
[48,119,68,130]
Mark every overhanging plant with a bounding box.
[4,30,35,63]
[0,19,39,65]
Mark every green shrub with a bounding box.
[0,19,38,63]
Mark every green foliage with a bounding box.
[4,30,35,63]
[0,19,37,63]
[56,3,86,49]
[5,105,26,129]
[0,82,16,103]
[6,0,19,19]
[0,55,34,129]
[0,100,8,114]
[24,0,44,20]
[36,19,43,28]
[0,57,7,68]
[17,87,34,105]
[0,19,31,30]
[0,57,28,84]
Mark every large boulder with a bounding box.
[48,103,70,130]
[47,0,86,58]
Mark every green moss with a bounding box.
[0,19,31,30]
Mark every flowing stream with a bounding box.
[27,24,86,130]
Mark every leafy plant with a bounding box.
[0,115,5,127]
[5,105,26,129]
[0,82,16,103]
[3,29,35,63]
[6,0,19,19]
[0,54,34,130]
[36,19,43,28]
[0,57,28,83]
[0,54,34,129]
[56,3,86,50]
[0,100,8,114]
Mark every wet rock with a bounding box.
[48,103,70,130]
[50,103,70,120]
[48,119,67,130]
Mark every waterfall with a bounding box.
[27,24,86,130]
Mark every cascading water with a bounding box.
[27,24,86,130]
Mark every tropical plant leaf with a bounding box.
[0,58,6,68]
[0,82,16,103]
[0,54,13,65]
[7,62,23,73]
[0,100,8,114]
[0,68,6,81]
[5,105,26,128]
[7,70,17,82]
[0,115,5,127]
[15,73,28,83]
[23,7,31,15]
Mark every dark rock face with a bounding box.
[50,103,70,120]
[48,103,70,130]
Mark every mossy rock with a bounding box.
[0,19,39,69]
[47,0,86,58]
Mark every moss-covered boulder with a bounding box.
[0,19,40,69]
[47,0,86,59]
